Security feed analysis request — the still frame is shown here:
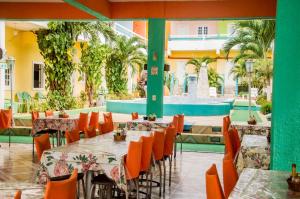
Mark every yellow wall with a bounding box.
[4,26,85,99]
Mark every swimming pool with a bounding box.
[106,96,234,116]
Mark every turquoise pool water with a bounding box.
[106,96,234,116]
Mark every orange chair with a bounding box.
[45,110,54,117]
[65,130,80,144]
[44,169,78,199]
[125,141,143,198]
[31,111,40,157]
[34,133,51,161]
[131,112,139,120]
[152,130,165,196]
[230,128,241,157]
[100,112,114,134]
[223,129,234,159]
[223,116,230,134]
[89,112,99,130]
[14,190,21,199]
[174,114,184,158]
[206,164,225,199]
[84,128,97,138]
[77,113,89,132]
[0,109,13,147]
[170,115,179,133]
[139,135,154,197]
[223,153,238,198]
[164,126,176,186]
[99,122,113,134]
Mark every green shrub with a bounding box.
[256,94,267,105]
[106,93,134,100]
[260,101,272,115]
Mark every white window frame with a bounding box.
[32,62,45,91]
[203,26,208,35]
[197,27,203,35]
[4,63,14,91]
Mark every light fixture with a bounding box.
[246,59,254,73]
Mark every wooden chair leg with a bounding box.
[136,178,140,199]
[9,129,11,147]
[158,161,162,196]
[180,135,183,154]
[81,178,86,199]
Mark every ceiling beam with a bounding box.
[0,2,96,20]
[64,0,111,20]
[111,0,276,19]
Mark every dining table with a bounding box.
[229,168,300,199]
[236,135,270,174]
[31,115,79,146]
[231,121,271,139]
[0,181,44,199]
[126,118,171,131]
[37,130,153,198]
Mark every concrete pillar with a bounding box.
[271,0,300,170]
[0,21,5,109]
[146,19,165,118]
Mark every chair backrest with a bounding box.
[152,130,165,161]
[223,153,238,198]
[89,112,99,130]
[65,130,80,144]
[77,113,89,132]
[0,109,12,129]
[223,116,230,134]
[206,164,225,199]
[125,141,143,180]
[34,133,51,161]
[45,110,54,117]
[101,112,114,133]
[177,114,184,134]
[44,169,78,199]
[171,115,179,133]
[230,128,241,157]
[223,129,234,159]
[164,126,176,156]
[131,112,139,120]
[84,128,97,138]
[14,190,21,199]
[140,135,154,172]
[31,111,39,122]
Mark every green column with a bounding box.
[271,0,300,170]
[146,19,165,118]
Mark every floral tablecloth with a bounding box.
[32,116,78,136]
[127,118,171,131]
[231,121,271,138]
[37,131,151,192]
[229,168,300,199]
[0,182,44,199]
[236,135,270,174]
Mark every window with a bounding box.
[4,67,11,87]
[198,27,203,35]
[33,62,45,89]
[204,27,208,35]
[198,26,208,36]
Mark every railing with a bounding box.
[169,34,232,41]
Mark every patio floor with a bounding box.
[0,143,223,198]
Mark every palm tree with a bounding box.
[208,68,223,88]
[224,20,275,62]
[105,35,146,94]
[186,56,216,79]
[230,60,247,81]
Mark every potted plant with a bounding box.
[148,113,157,121]
[247,115,257,125]
[59,110,69,118]
[114,128,127,141]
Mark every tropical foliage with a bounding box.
[105,35,146,94]
[186,56,216,79]
[79,41,108,107]
[224,20,275,92]
[208,68,223,88]
[36,22,79,110]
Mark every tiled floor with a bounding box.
[0,143,223,199]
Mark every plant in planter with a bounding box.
[113,128,127,141]
[148,113,157,121]
[247,115,257,125]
